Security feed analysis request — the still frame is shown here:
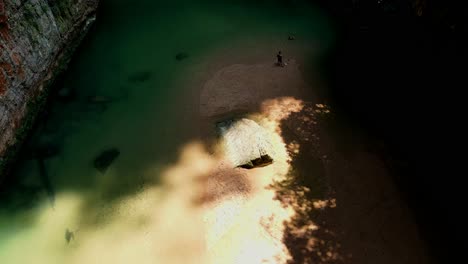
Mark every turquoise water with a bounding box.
[0,0,332,262]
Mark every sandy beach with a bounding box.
[0,33,431,264]
[182,39,432,263]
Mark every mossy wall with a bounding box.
[0,0,99,181]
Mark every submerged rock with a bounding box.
[175,52,189,61]
[217,118,274,169]
[93,148,120,173]
[65,228,75,244]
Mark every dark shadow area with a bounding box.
[272,102,342,264]
[93,148,120,174]
[0,3,185,219]
[311,0,468,262]
[37,158,56,207]
[275,100,433,263]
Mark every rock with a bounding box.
[240,154,273,169]
[217,118,274,169]
[0,0,99,180]
[175,52,189,61]
[65,228,75,244]
[93,148,120,173]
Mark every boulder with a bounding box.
[175,52,189,61]
[93,148,120,173]
[217,118,274,169]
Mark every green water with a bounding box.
[0,0,332,262]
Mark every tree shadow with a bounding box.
[270,102,345,263]
[272,97,432,263]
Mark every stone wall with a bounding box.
[0,0,99,179]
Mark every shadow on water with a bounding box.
[37,158,55,208]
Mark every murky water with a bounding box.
[0,0,332,262]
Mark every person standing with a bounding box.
[277,51,284,67]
